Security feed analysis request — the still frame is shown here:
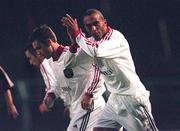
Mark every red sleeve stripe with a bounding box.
[41,65,51,91]
[87,65,101,94]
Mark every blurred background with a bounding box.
[0,0,180,130]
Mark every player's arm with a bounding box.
[0,68,19,119]
[61,14,97,57]
[75,30,127,59]
[39,59,57,113]
[4,89,19,119]
[40,60,72,111]
[81,65,101,110]
[61,14,127,59]
[63,26,80,69]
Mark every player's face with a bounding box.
[25,50,41,68]
[32,40,52,59]
[83,13,107,40]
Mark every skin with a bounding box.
[61,13,108,41]
[25,50,42,68]
[32,40,53,59]
[4,89,19,119]
[83,13,108,41]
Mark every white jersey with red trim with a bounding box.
[39,59,57,100]
[44,45,105,109]
[64,48,106,117]
[75,27,149,97]
[47,46,72,107]
[39,45,105,130]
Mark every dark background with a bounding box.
[0,0,180,130]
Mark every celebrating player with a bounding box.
[61,9,158,131]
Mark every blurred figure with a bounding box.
[0,66,19,119]
[24,44,56,112]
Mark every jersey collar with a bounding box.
[52,45,65,61]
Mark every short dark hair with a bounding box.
[83,9,104,19]
[29,25,57,45]
[24,44,36,56]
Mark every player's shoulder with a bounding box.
[110,28,127,41]
[111,28,124,37]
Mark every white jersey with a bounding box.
[75,27,149,97]
[75,27,159,131]
[64,47,106,117]
[39,59,57,100]
[47,45,72,107]
[45,45,105,110]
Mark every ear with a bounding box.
[47,39,52,47]
[104,19,107,25]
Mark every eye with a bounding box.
[85,21,100,28]
[35,46,41,50]
[92,21,99,26]
[85,23,92,28]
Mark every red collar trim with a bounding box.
[52,45,65,61]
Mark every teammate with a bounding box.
[29,25,106,131]
[24,44,57,112]
[0,66,19,119]
[61,9,159,131]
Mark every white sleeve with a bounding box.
[86,64,101,96]
[64,47,93,68]
[76,35,97,57]
[64,51,78,68]
[40,59,58,99]
[76,30,129,59]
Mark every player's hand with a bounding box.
[66,29,76,45]
[81,93,93,110]
[39,102,51,113]
[63,107,70,117]
[8,104,19,119]
[61,14,79,36]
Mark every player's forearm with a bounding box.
[44,92,56,108]
[4,89,15,108]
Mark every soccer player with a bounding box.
[0,66,19,119]
[61,9,158,131]
[30,25,106,131]
[24,44,57,112]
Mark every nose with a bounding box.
[30,60,33,65]
[91,25,97,32]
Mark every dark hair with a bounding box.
[83,9,104,19]
[29,25,57,45]
[24,44,36,56]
